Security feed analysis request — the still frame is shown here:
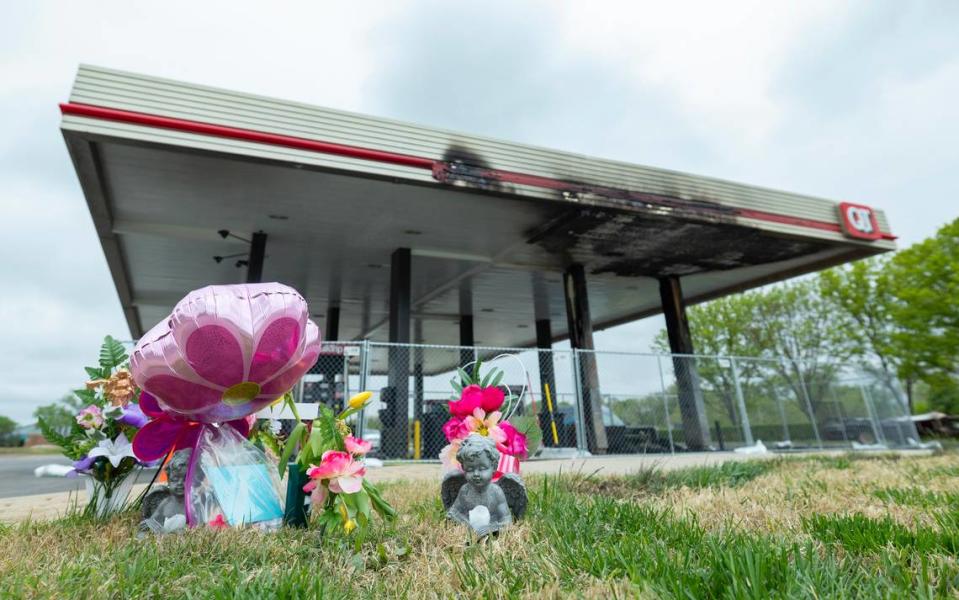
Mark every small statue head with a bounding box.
[456,434,499,489]
[165,449,191,496]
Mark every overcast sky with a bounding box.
[1,1,956,424]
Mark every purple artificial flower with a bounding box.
[67,454,96,478]
[117,403,149,428]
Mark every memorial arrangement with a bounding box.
[129,283,321,531]
[41,281,539,545]
[38,335,149,517]
[273,389,396,541]
[439,360,529,537]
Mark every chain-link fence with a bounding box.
[272,342,919,460]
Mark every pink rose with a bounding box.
[449,384,483,417]
[442,417,469,442]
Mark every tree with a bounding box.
[33,399,75,435]
[892,217,959,412]
[820,256,915,410]
[653,293,768,427]
[0,416,15,436]
[0,415,17,446]
[655,278,853,422]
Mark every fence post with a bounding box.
[356,339,370,440]
[570,350,589,453]
[656,354,676,454]
[729,357,754,447]
[827,384,851,446]
[859,382,886,446]
[794,361,823,449]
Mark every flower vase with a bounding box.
[83,474,135,518]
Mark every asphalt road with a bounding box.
[0,455,157,498]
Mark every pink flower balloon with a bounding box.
[130,283,321,425]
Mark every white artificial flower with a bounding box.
[87,432,137,468]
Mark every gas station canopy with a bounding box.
[61,65,896,348]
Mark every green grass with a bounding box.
[3,456,959,598]
[873,486,959,508]
[564,458,779,498]
[804,512,959,556]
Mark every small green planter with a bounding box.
[283,462,309,527]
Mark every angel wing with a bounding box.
[140,486,171,519]
[494,473,527,519]
[441,470,467,511]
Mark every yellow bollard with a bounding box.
[413,419,422,460]
[544,383,560,446]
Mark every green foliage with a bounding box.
[533,476,951,598]
[804,512,959,555]
[508,414,542,456]
[33,402,74,431]
[98,335,128,371]
[873,487,959,509]
[653,279,850,421]
[651,217,959,418]
[4,457,959,598]
[0,416,16,436]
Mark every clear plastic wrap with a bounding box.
[184,423,285,530]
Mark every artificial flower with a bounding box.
[439,439,463,472]
[305,450,366,495]
[449,384,483,417]
[104,369,137,406]
[498,421,529,459]
[479,386,505,413]
[76,405,104,430]
[208,514,229,530]
[442,417,470,442]
[117,403,149,428]
[66,454,96,477]
[131,392,254,463]
[464,408,507,446]
[344,435,372,456]
[87,432,137,468]
[303,478,328,506]
[344,518,357,533]
[348,391,372,410]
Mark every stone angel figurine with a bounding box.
[441,434,527,537]
[137,448,190,536]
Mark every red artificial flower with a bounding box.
[442,417,470,442]
[208,514,229,530]
[498,420,529,459]
[449,384,483,417]
[449,384,506,417]
[479,386,505,413]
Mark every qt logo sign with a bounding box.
[838,202,882,240]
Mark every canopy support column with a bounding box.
[659,276,711,450]
[384,248,411,458]
[245,231,266,283]
[536,319,558,445]
[563,264,608,454]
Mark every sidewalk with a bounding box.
[1,449,931,524]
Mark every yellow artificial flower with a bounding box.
[348,391,372,410]
[344,519,357,533]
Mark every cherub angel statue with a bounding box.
[441,434,527,537]
[137,448,190,535]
